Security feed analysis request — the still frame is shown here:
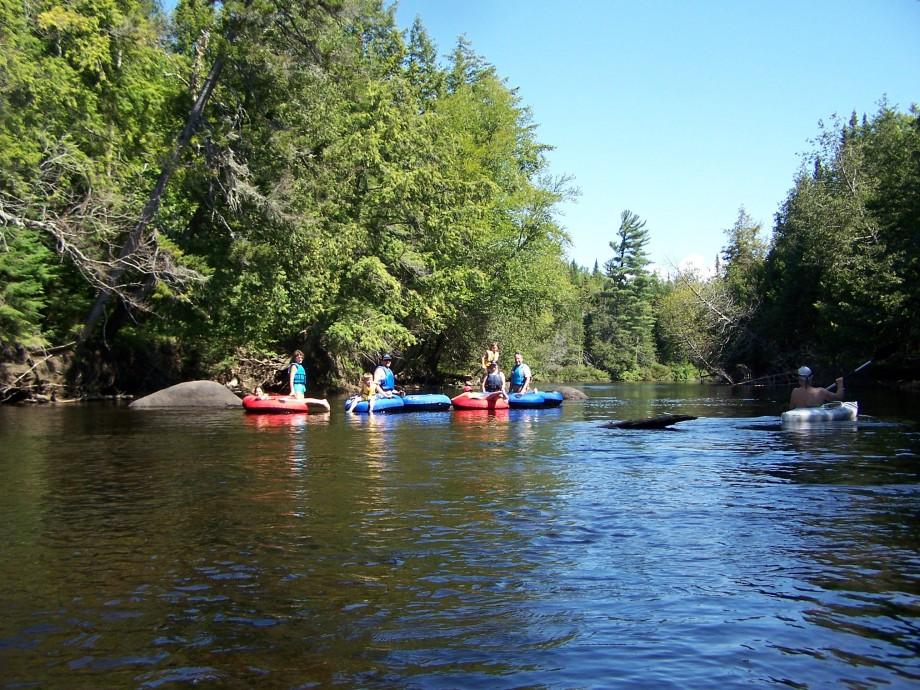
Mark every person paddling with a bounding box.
[789,366,844,409]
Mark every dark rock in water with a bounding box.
[130,380,242,408]
[556,386,588,401]
[602,414,697,430]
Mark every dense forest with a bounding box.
[1,0,918,398]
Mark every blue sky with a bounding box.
[391,0,920,272]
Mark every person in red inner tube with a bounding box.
[287,350,330,411]
[480,361,508,400]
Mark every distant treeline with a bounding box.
[1,0,917,393]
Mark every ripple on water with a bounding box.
[0,389,918,688]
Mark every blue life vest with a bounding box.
[510,364,528,387]
[485,372,503,392]
[376,365,396,391]
[291,362,307,387]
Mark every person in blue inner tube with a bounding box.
[373,353,404,397]
[480,360,508,399]
[789,365,844,409]
[288,350,331,411]
[346,372,382,413]
[508,352,532,394]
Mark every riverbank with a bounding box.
[3,343,919,405]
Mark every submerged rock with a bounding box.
[130,380,242,408]
[602,414,697,430]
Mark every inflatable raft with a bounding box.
[451,392,509,410]
[400,393,452,412]
[242,394,310,414]
[781,401,858,425]
[540,391,564,407]
[344,395,405,414]
[507,390,564,409]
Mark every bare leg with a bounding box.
[304,397,331,412]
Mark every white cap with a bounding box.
[797,366,812,378]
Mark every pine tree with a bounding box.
[584,210,656,377]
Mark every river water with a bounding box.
[1,384,918,689]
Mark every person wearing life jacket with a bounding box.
[789,365,844,409]
[289,350,308,396]
[480,361,508,398]
[287,350,331,411]
[481,342,500,371]
[508,352,532,394]
[373,353,401,397]
[347,372,382,413]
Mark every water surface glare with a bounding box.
[1,384,918,688]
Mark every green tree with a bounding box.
[720,206,766,307]
[405,16,443,105]
[585,210,656,378]
[0,0,185,346]
[755,103,919,370]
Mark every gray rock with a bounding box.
[130,380,242,408]
[555,386,588,400]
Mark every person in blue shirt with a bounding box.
[288,350,331,411]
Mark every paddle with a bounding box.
[824,342,896,391]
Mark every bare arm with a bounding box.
[824,378,844,402]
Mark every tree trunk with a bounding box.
[81,50,229,342]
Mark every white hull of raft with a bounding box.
[781,401,858,425]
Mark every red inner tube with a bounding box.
[242,395,309,414]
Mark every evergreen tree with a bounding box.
[720,207,766,310]
[754,102,919,370]
[405,16,443,105]
[584,210,656,378]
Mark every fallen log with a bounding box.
[601,414,697,430]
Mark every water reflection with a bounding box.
[243,411,328,429]
[1,386,919,688]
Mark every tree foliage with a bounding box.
[584,210,657,378]
[754,103,920,371]
[1,0,581,389]
[2,0,916,390]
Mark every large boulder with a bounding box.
[130,380,242,408]
[555,386,588,401]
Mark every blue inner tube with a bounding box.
[508,391,547,409]
[344,395,405,414]
[508,391,564,409]
[400,394,452,412]
[540,391,564,407]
